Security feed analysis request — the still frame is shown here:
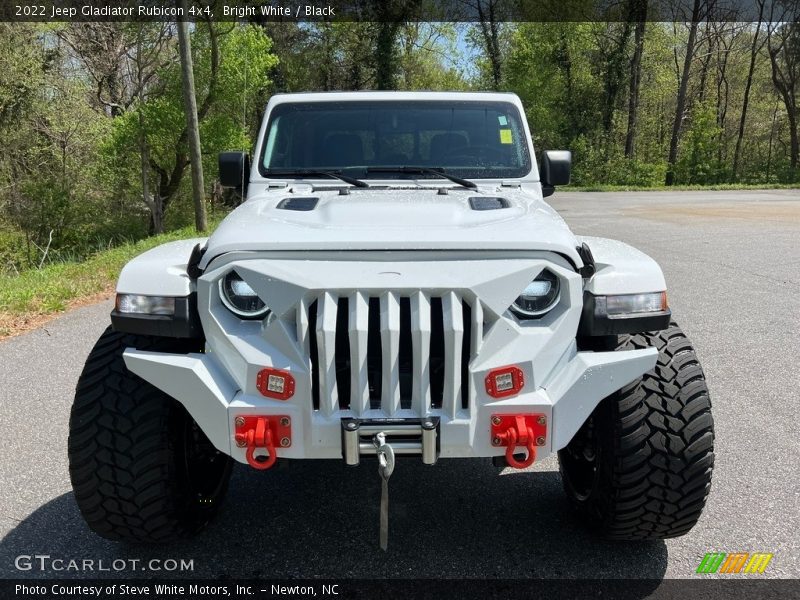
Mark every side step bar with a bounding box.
[341,418,440,466]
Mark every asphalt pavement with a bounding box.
[1,190,798,580]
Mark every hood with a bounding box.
[200,185,581,268]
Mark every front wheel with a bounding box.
[68,327,233,543]
[559,322,714,540]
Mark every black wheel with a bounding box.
[559,321,714,540]
[68,327,233,543]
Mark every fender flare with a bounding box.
[577,236,670,336]
[577,236,666,296]
[112,238,207,339]
[116,238,206,296]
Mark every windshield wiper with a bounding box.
[265,169,369,188]
[365,166,477,190]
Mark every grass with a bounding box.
[566,183,800,192]
[0,224,212,337]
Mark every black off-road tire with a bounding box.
[559,321,714,540]
[68,327,233,543]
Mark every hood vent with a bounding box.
[469,196,509,211]
[277,197,319,211]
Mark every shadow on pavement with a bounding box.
[1,459,667,584]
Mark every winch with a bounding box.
[340,418,440,466]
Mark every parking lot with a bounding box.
[1,190,798,579]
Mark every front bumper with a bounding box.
[123,252,657,464]
[123,344,656,463]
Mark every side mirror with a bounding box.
[541,150,571,197]
[218,151,250,195]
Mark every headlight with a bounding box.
[597,292,667,318]
[115,294,175,315]
[219,271,269,319]
[511,269,560,318]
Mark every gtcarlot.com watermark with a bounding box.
[15,555,194,573]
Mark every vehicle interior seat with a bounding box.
[319,133,364,168]
[429,132,469,164]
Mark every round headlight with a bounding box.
[219,271,269,319]
[511,270,560,318]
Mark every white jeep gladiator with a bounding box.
[69,91,714,546]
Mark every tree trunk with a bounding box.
[135,30,162,235]
[556,29,576,136]
[715,29,731,171]
[372,1,421,90]
[375,22,400,90]
[177,5,207,232]
[697,25,714,104]
[769,82,799,181]
[625,15,647,158]
[786,108,799,181]
[476,0,502,90]
[767,21,799,181]
[665,0,703,186]
[733,7,764,181]
[148,201,163,235]
[766,100,779,182]
[601,20,633,138]
[138,113,163,234]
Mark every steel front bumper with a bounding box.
[123,345,656,464]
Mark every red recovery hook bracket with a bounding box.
[234,415,291,470]
[490,414,547,469]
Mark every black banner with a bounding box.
[1,0,797,23]
[3,579,800,600]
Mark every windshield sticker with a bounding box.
[498,115,508,126]
[499,129,513,144]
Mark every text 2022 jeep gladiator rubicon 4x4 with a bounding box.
[68,92,714,546]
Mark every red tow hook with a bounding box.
[490,414,547,469]
[234,415,292,470]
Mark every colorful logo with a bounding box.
[696,552,773,574]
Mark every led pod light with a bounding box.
[256,368,295,400]
[219,270,270,319]
[485,366,525,398]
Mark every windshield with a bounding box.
[260,100,532,180]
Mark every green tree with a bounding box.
[675,101,723,183]
[767,18,800,180]
[103,24,277,233]
[0,25,125,269]
[505,24,605,154]
[397,23,469,90]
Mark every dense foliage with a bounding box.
[0,12,798,274]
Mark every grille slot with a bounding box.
[399,297,413,408]
[334,297,351,409]
[461,300,472,411]
[303,292,480,417]
[367,298,382,409]
[307,300,320,411]
[429,297,445,409]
